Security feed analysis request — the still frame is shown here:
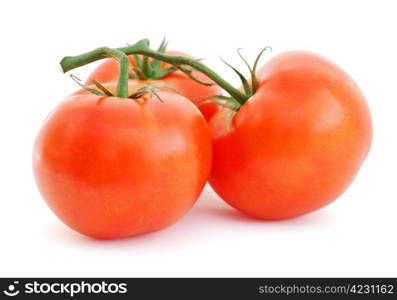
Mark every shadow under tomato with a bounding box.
[45,187,338,252]
[194,204,338,227]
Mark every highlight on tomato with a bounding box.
[86,39,372,220]
[33,48,212,239]
[84,39,222,121]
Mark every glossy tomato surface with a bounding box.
[209,51,372,220]
[33,92,212,239]
[85,51,222,121]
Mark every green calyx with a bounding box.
[129,38,179,80]
[199,46,272,112]
[71,74,177,101]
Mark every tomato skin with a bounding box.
[209,51,372,220]
[33,92,212,239]
[85,51,222,121]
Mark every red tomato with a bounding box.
[85,51,222,121]
[209,51,372,219]
[33,92,212,239]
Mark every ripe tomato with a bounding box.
[33,92,212,239]
[85,51,222,121]
[209,51,372,219]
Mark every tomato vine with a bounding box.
[60,39,271,109]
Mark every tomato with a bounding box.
[85,51,222,121]
[208,51,372,219]
[33,92,212,239]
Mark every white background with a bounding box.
[0,0,396,277]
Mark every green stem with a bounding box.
[60,39,249,104]
[141,56,150,79]
[62,47,129,98]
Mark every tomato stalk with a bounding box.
[60,39,249,105]
[63,47,130,98]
